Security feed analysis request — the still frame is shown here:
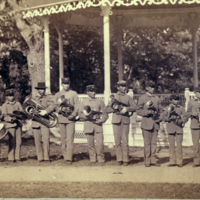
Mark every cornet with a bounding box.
[83,105,102,123]
[108,94,133,117]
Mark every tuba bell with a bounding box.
[108,94,133,117]
[83,105,102,122]
[23,95,58,128]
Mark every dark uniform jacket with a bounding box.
[106,91,137,124]
[79,97,108,133]
[137,92,161,131]
[161,104,188,134]
[187,98,200,129]
[54,89,79,124]
[31,94,55,128]
[2,101,23,128]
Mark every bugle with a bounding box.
[23,95,58,128]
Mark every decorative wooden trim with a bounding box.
[22,0,200,19]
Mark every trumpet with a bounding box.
[108,94,133,117]
[23,95,58,128]
[83,105,102,123]
[167,104,185,128]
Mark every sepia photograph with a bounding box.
[0,0,199,198]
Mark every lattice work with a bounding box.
[22,0,200,19]
[74,132,86,139]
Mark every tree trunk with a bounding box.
[11,8,45,97]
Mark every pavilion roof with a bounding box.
[22,0,200,19]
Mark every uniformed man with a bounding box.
[78,84,108,163]
[187,87,200,167]
[31,82,55,162]
[2,86,23,162]
[106,80,137,166]
[54,78,79,164]
[137,81,161,167]
[161,94,188,167]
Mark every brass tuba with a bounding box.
[83,105,102,123]
[108,94,133,117]
[23,95,58,128]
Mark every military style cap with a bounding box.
[194,87,200,93]
[86,84,96,92]
[116,80,126,87]
[35,82,46,89]
[62,78,70,84]
[146,80,155,88]
[5,89,14,96]
[170,94,179,101]
[5,84,15,96]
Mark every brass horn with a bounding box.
[108,94,133,117]
[83,105,102,122]
[0,123,8,140]
[23,95,58,128]
[58,95,74,118]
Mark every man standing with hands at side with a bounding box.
[54,78,79,164]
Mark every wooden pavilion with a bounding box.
[22,0,200,146]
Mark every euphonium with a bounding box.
[108,94,133,117]
[23,95,58,128]
[83,105,102,123]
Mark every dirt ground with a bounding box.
[0,134,195,167]
[0,135,198,198]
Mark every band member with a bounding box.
[1,87,23,162]
[79,84,108,163]
[106,80,137,166]
[161,94,188,167]
[137,81,161,167]
[54,78,79,164]
[187,87,200,167]
[31,82,55,162]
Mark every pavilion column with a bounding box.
[190,13,199,88]
[58,29,64,91]
[117,16,123,81]
[43,17,51,94]
[101,4,112,104]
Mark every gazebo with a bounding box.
[22,0,200,146]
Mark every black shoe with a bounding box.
[145,164,150,167]
[151,163,161,167]
[193,164,200,167]
[118,161,123,165]
[123,162,129,166]
[177,164,183,167]
[167,164,176,167]
[38,160,44,163]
